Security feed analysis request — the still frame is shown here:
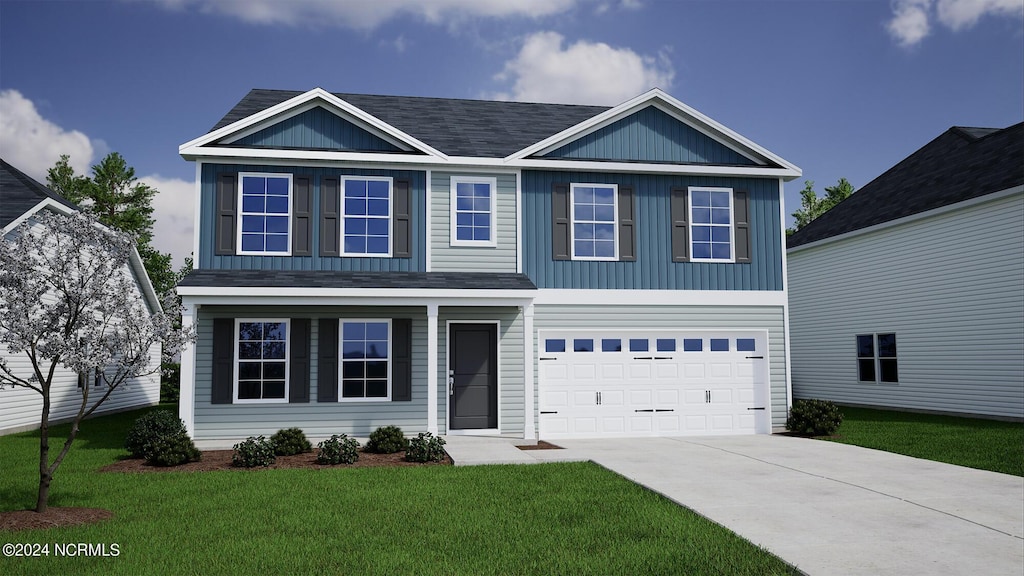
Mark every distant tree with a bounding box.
[787,178,855,234]
[0,211,194,513]
[46,153,176,296]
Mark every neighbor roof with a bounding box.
[0,158,78,228]
[210,89,612,158]
[179,270,538,291]
[787,122,1024,248]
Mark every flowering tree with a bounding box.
[0,211,194,513]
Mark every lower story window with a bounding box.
[857,333,898,383]
[341,320,391,400]
[236,320,288,402]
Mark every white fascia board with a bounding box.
[181,292,535,308]
[177,285,536,301]
[179,147,443,165]
[787,185,1024,255]
[533,289,787,307]
[178,88,448,160]
[1,197,75,234]
[508,158,801,179]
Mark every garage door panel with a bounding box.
[655,363,679,379]
[684,389,707,405]
[541,364,569,382]
[655,414,681,433]
[601,363,624,379]
[602,417,625,433]
[601,390,625,406]
[710,363,733,378]
[656,389,679,404]
[573,364,597,380]
[629,389,652,405]
[684,363,706,379]
[628,363,651,379]
[542,390,569,408]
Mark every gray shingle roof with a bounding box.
[210,89,609,158]
[179,270,537,291]
[787,122,1024,248]
[0,158,78,228]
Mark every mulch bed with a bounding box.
[516,440,563,451]
[1,508,113,532]
[100,448,452,473]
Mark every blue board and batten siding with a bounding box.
[542,107,757,166]
[229,107,402,152]
[197,163,426,270]
[522,170,783,290]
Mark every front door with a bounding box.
[449,323,498,430]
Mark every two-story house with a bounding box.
[176,88,801,445]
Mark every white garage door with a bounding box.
[538,330,770,439]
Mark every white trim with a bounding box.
[445,320,502,435]
[449,176,498,247]
[515,169,523,274]
[179,304,196,436]
[178,285,535,302]
[426,304,439,434]
[569,183,619,261]
[425,169,432,272]
[192,162,202,268]
[338,318,393,402]
[236,172,293,257]
[688,186,736,263]
[233,318,290,404]
[339,176,394,258]
[522,304,535,440]
[533,289,786,307]
[779,177,794,410]
[788,185,1024,254]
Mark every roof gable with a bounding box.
[788,122,1024,249]
[540,105,758,165]
[223,105,403,153]
[0,158,78,229]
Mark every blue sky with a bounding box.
[2,0,1021,265]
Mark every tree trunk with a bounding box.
[36,397,51,513]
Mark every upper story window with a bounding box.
[235,319,288,403]
[857,333,898,383]
[451,177,497,247]
[343,177,392,257]
[689,187,734,262]
[238,173,292,255]
[571,184,618,260]
[341,320,391,400]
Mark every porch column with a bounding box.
[179,303,197,437]
[522,303,536,440]
[426,303,439,434]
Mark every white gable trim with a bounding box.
[179,88,448,161]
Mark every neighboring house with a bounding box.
[0,159,163,435]
[787,124,1024,420]
[176,87,801,445]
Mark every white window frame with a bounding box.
[570,183,619,261]
[237,172,293,256]
[341,176,394,258]
[233,318,290,404]
[688,186,735,263]
[339,318,393,402]
[450,176,498,247]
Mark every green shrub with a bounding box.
[144,433,201,467]
[232,436,276,467]
[405,432,447,463]
[125,410,187,458]
[271,427,312,456]
[365,425,409,454]
[786,399,844,436]
[316,434,360,465]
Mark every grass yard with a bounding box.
[827,406,1024,477]
[0,407,796,575]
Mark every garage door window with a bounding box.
[573,339,594,352]
[629,339,648,352]
[657,338,676,352]
[683,339,702,352]
[602,339,622,352]
[545,339,566,353]
[710,338,729,352]
[737,338,755,352]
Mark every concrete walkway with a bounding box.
[443,434,1024,576]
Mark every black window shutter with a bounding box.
[617,185,636,261]
[734,190,751,263]
[320,177,340,257]
[289,318,310,403]
[670,187,689,262]
[552,183,570,260]
[391,318,412,401]
[292,176,312,256]
[215,174,237,255]
[211,318,234,404]
[393,178,412,258]
[317,319,339,402]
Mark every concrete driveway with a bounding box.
[549,435,1024,576]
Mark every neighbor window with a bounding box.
[238,173,292,255]
[342,177,392,256]
[689,187,733,261]
[858,333,898,383]
[235,320,288,402]
[451,177,497,247]
[341,320,391,400]
[571,184,618,260]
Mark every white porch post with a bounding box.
[522,303,536,440]
[426,303,439,434]
[178,302,197,437]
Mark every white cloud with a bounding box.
[0,89,93,182]
[492,31,673,105]
[887,0,1023,46]
[150,0,581,29]
[140,175,196,268]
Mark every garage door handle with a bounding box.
[655,356,672,360]
[540,411,558,414]
[634,409,654,413]
[747,407,766,411]
[746,356,764,359]
[539,357,557,361]
[654,409,674,412]
[633,356,653,360]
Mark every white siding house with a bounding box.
[787,124,1024,420]
[0,159,163,435]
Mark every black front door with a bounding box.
[449,323,497,430]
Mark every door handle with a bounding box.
[448,376,454,395]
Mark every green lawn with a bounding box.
[827,406,1024,476]
[1,407,796,575]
